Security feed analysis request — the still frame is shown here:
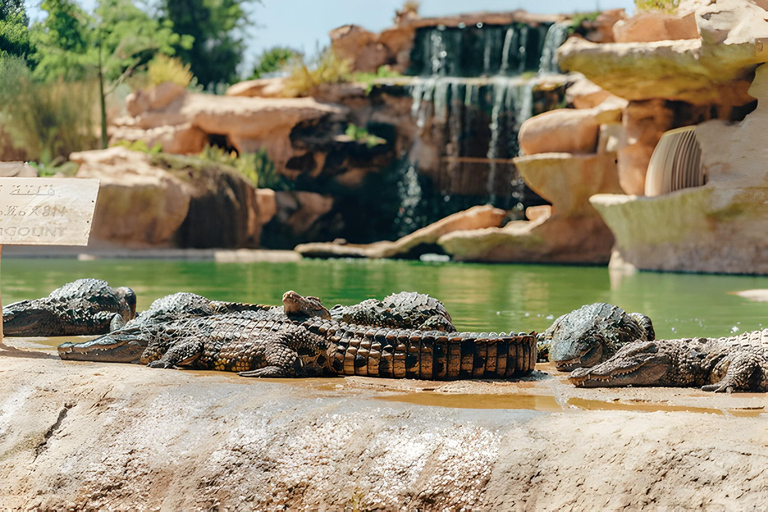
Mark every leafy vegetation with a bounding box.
[345,124,386,148]
[251,46,298,79]
[0,57,98,162]
[147,53,194,88]
[111,139,164,153]
[283,47,351,97]
[635,0,680,12]
[158,0,256,88]
[197,145,290,190]
[0,0,32,60]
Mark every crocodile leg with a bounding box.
[148,338,204,369]
[701,354,761,392]
[237,334,302,378]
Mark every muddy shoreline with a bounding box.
[1,340,767,510]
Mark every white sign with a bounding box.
[0,178,99,246]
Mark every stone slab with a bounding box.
[0,178,99,246]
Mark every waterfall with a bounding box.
[395,17,570,232]
[538,22,571,74]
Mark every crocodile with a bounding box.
[568,329,768,392]
[58,291,536,380]
[330,292,455,332]
[126,292,274,328]
[538,303,655,371]
[3,279,137,337]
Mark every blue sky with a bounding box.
[30,0,637,72]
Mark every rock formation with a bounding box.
[591,63,768,274]
[71,147,274,248]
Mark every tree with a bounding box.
[251,46,297,79]
[0,0,33,60]
[161,0,255,87]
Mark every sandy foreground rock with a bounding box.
[0,341,766,510]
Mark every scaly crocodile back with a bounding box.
[330,292,456,332]
[3,278,136,336]
[128,292,271,328]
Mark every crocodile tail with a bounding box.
[304,320,536,380]
[629,313,655,341]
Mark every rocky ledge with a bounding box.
[0,344,766,510]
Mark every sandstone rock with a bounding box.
[225,78,287,98]
[295,205,506,259]
[557,36,761,105]
[590,63,768,274]
[110,123,208,155]
[566,75,611,109]
[525,205,551,222]
[696,0,768,45]
[519,152,623,216]
[112,89,348,174]
[256,188,277,227]
[613,12,699,43]
[273,191,335,239]
[378,26,416,72]
[618,99,675,195]
[438,153,621,263]
[355,43,389,73]
[587,9,627,43]
[71,148,266,248]
[126,82,186,117]
[519,109,600,155]
[330,25,377,69]
[72,147,191,246]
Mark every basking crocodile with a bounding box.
[538,303,655,371]
[330,292,455,332]
[569,329,768,392]
[59,291,536,380]
[3,279,137,337]
[126,292,273,328]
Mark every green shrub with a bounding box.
[345,124,385,148]
[147,54,193,88]
[283,48,350,97]
[635,0,679,12]
[0,57,97,161]
[251,46,298,79]
[197,145,290,190]
[111,139,163,153]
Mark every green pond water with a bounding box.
[2,258,767,338]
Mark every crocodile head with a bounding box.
[57,326,146,363]
[2,300,59,336]
[568,341,671,388]
[548,320,609,372]
[282,291,331,320]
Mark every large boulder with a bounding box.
[590,63,768,274]
[72,148,267,248]
[72,147,192,246]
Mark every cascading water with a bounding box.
[395,18,570,231]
